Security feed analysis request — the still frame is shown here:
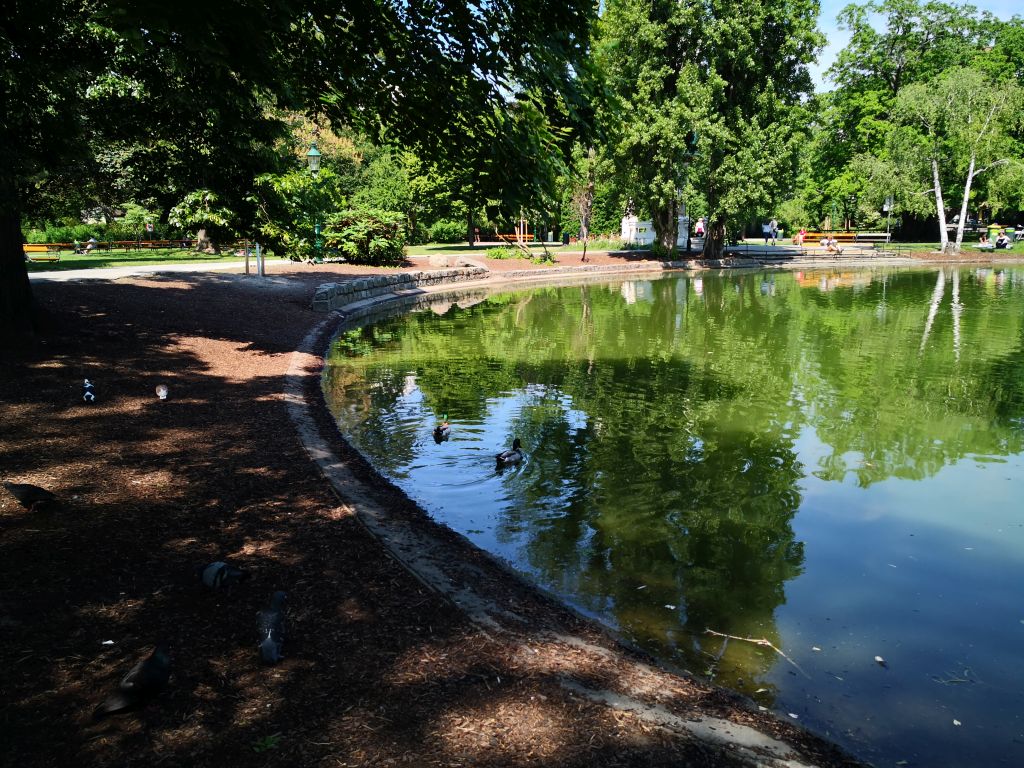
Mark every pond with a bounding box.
[322,267,1024,767]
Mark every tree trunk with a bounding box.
[194,227,218,253]
[465,207,476,246]
[953,154,976,250]
[703,219,726,259]
[0,177,36,345]
[652,202,677,256]
[932,158,950,253]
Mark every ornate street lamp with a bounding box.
[306,142,322,175]
[306,142,323,262]
[680,130,699,256]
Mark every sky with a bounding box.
[809,0,1022,91]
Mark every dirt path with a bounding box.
[1,261,861,767]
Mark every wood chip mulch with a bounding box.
[0,265,863,767]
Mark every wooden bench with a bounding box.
[497,233,535,243]
[803,231,858,243]
[23,244,60,262]
[854,232,891,243]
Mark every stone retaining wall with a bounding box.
[311,267,487,311]
[311,259,761,313]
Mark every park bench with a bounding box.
[854,232,892,243]
[497,233,535,243]
[23,244,60,262]
[138,240,173,249]
[803,231,858,243]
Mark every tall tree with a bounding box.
[892,67,1021,251]
[802,0,1010,236]
[1,0,597,342]
[596,0,821,257]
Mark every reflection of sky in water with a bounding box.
[325,268,1024,767]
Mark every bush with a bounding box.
[427,219,466,243]
[323,209,406,265]
[485,245,522,260]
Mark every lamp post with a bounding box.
[306,141,322,263]
[680,130,698,256]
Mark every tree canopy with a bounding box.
[1,0,597,339]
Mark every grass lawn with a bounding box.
[25,248,287,272]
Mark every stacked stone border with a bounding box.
[310,258,762,312]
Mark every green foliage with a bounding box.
[251,167,349,261]
[23,224,98,244]
[323,210,406,265]
[891,66,1022,247]
[168,190,236,234]
[251,734,281,753]
[352,148,412,215]
[427,220,467,244]
[485,246,524,260]
[596,0,821,256]
[119,202,160,232]
[799,1,1024,238]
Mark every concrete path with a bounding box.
[27,260,255,282]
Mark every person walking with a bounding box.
[769,218,779,246]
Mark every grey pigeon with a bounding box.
[197,560,250,590]
[82,378,96,403]
[93,645,170,719]
[2,481,57,511]
[155,384,169,401]
[257,591,287,664]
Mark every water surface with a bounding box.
[323,267,1024,766]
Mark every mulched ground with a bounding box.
[1,256,863,768]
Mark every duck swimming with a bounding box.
[432,414,451,443]
[496,438,524,469]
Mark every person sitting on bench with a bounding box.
[826,236,843,254]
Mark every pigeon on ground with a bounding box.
[155,384,169,400]
[257,591,287,665]
[82,379,96,403]
[2,481,58,511]
[197,560,250,590]
[92,645,171,719]
[496,438,524,469]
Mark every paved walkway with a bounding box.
[27,260,255,282]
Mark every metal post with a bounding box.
[244,238,250,275]
[684,161,692,256]
[256,242,264,276]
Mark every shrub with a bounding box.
[323,209,406,265]
[485,245,524,260]
[427,219,466,243]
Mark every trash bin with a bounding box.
[562,232,570,245]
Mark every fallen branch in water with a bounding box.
[705,629,810,678]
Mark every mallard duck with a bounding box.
[496,438,524,469]
[432,414,451,443]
